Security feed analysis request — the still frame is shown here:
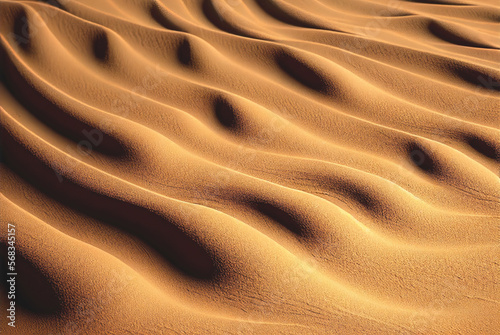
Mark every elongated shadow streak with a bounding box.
[0,249,61,315]
[0,44,127,157]
[0,130,217,280]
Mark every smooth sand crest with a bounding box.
[0,0,499,334]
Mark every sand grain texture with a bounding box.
[0,0,499,334]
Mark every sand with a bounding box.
[0,0,499,334]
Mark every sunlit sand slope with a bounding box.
[0,0,499,334]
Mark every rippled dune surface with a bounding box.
[0,0,499,334]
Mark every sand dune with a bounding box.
[0,0,498,334]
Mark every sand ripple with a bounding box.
[0,0,499,334]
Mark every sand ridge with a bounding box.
[0,0,499,334]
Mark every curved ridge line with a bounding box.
[0,193,318,326]
[3,103,498,255]
[2,32,498,210]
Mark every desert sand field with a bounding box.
[0,0,499,334]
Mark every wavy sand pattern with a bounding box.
[0,0,499,334]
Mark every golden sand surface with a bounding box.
[0,0,499,334]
